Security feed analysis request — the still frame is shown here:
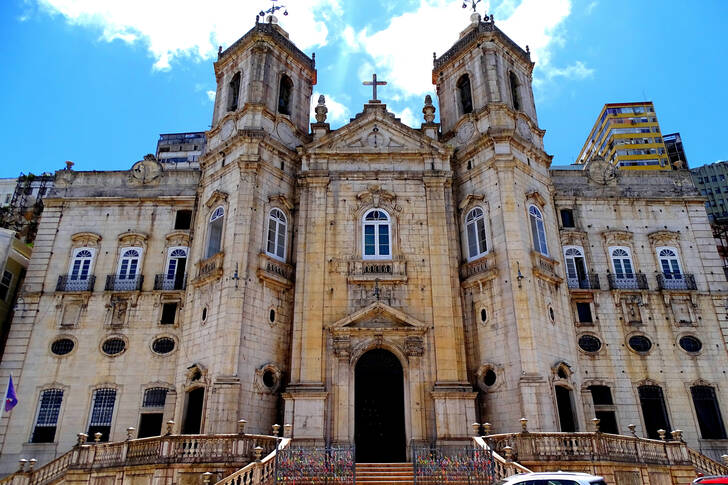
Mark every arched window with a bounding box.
[563,246,587,286]
[362,209,391,260]
[465,207,487,260]
[610,247,634,278]
[509,71,521,111]
[164,247,188,290]
[529,205,548,255]
[31,389,63,443]
[266,209,287,261]
[456,74,473,114]
[227,72,241,112]
[657,247,682,279]
[206,206,225,258]
[117,248,142,280]
[278,74,293,115]
[70,248,94,281]
[88,388,117,442]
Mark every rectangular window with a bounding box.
[160,302,178,325]
[174,210,192,230]
[364,225,375,256]
[88,388,116,442]
[0,270,12,301]
[638,385,671,439]
[138,413,164,438]
[31,389,63,443]
[576,302,593,323]
[691,386,727,439]
[560,209,575,228]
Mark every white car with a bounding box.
[494,472,608,485]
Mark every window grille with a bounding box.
[143,388,168,408]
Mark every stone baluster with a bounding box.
[657,429,667,441]
[17,459,27,472]
[272,424,280,437]
[126,427,136,440]
[28,459,36,472]
[483,422,493,436]
[627,424,637,437]
[670,429,683,442]
[253,446,263,462]
[166,420,175,436]
[592,417,600,432]
[201,472,213,485]
[76,433,88,446]
[94,432,103,443]
[237,419,247,435]
[519,417,528,434]
[721,455,728,466]
[471,422,481,436]
[283,423,292,438]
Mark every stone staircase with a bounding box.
[356,463,414,484]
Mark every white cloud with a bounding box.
[353,0,587,98]
[394,107,418,128]
[311,92,350,124]
[36,0,341,70]
[544,61,594,80]
[586,1,598,14]
[206,90,216,102]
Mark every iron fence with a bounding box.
[657,273,696,291]
[56,275,95,292]
[413,443,495,485]
[275,445,355,484]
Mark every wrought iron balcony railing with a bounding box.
[56,275,95,292]
[153,273,187,291]
[105,274,144,292]
[607,273,648,290]
[566,273,600,290]
[657,273,696,291]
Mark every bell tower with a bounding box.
[434,11,582,434]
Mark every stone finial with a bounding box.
[77,432,88,445]
[17,459,27,472]
[519,417,528,433]
[422,95,436,124]
[627,423,637,437]
[470,12,481,24]
[314,95,328,123]
[272,424,281,437]
[592,417,601,432]
[283,423,293,438]
[65,160,74,171]
[503,446,513,462]
[28,459,37,471]
[671,429,683,442]
[94,432,103,443]
[657,429,667,441]
[721,454,728,466]
[126,427,136,440]
[202,472,213,485]
[238,419,247,435]
[166,420,175,435]
[483,422,493,435]
[253,446,264,461]
[471,422,481,436]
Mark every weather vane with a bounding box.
[260,0,288,18]
[462,0,481,13]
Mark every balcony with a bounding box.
[192,252,224,286]
[607,273,648,290]
[105,275,144,292]
[347,258,407,284]
[56,275,95,292]
[257,252,295,289]
[459,253,498,289]
[567,273,600,290]
[531,251,563,285]
[154,273,187,291]
[657,273,696,291]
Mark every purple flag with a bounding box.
[5,375,18,412]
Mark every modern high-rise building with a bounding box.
[155,132,206,168]
[576,102,670,170]
[690,161,728,221]
[663,132,688,168]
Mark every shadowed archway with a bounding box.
[355,349,406,462]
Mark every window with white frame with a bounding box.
[610,247,634,278]
[69,248,95,281]
[138,387,168,438]
[117,248,142,280]
[266,209,287,261]
[563,246,588,285]
[657,247,682,279]
[206,206,225,258]
[87,388,116,442]
[465,207,488,260]
[529,205,548,255]
[0,270,12,301]
[164,247,188,289]
[362,209,391,259]
[31,389,63,443]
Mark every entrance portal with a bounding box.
[355,349,406,462]
[182,387,204,434]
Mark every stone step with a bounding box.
[355,463,415,484]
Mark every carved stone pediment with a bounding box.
[269,194,294,211]
[525,190,546,207]
[118,231,148,247]
[71,232,102,247]
[458,193,486,212]
[165,231,191,247]
[204,190,229,209]
[560,230,587,247]
[353,185,401,214]
[329,301,427,336]
[648,230,680,245]
[602,230,633,246]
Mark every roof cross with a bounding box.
[363,73,387,102]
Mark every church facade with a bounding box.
[1,14,727,472]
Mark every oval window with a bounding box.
[679,335,702,353]
[269,309,276,323]
[202,307,207,322]
[548,307,555,322]
[102,338,126,356]
[263,370,277,388]
[578,335,602,353]
[480,308,487,323]
[152,337,175,354]
[483,369,496,387]
[51,338,75,356]
[628,335,652,353]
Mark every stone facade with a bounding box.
[0,14,727,474]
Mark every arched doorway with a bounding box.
[355,349,406,462]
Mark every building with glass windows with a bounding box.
[691,160,728,221]
[155,132,206,169]
[0,13,727,482]
[663,132,688,168]
[576,102,672,170]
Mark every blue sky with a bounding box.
[1,0,726,177]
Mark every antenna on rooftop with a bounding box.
[260,0,288,18]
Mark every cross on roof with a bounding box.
[363,73,387,102]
